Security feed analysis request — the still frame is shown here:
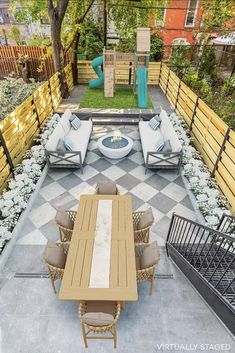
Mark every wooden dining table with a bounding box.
[59,194,138,302]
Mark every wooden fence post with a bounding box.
[189,96,199,131]
[159,61,163,85]
[0,130,14,173]
[48,78,55,112]
[32,95,42,133]
[211,127,230,177]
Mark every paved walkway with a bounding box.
[0,85,234,353]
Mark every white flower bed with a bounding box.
[0,113,60,253]
[169,112,231,228]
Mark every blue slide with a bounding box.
[89,55,104,88]
[137,67,148,108]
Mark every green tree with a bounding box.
[150,34,164,61]
[169,45,191,79]
[78,16,103,59]
[10,26,23,45]
[201,0,235,31]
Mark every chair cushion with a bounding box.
[135,255,141,270]
[55,209,74,230]
[64,136,73,151]
[137,208,154,230]
[162,139,172,155]
[97,181,117,195]
[43,240,66,269]
[69,114,81,130]
[140,241,160,269]
[56,138,66,156]
[149,116,161,130]
[86,301,116,317]
[82,312,114,326]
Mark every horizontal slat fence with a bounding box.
[160,63,235,211]
[77,60,161,85]
[0,63,73,192]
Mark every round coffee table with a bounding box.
[98,134,133,159]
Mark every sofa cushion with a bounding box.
[156,134,165,151]
[162,139,172,155]
[140,241,160,269]
[56,138,66,156]
[43,240,66,269]
[67,120,92,163]
[137,208,154,230]
[64,136,73,151]
[160,111,181,153]
[135,255,141,270]
[60,109,73,135]
[149,116,161,130]
[69,114,81,130]
[85,301,116,317]
[45,124,65,151]
[82,312,114,326]
[55,209,74,229]
[97,181,117,195]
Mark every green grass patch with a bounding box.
[79,86,153,109]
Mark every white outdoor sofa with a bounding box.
[139,110,182,173]
[45,110,92,173]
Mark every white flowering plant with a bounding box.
[169,112,231,229]
[0,113,60,254]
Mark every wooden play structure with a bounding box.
[91,28,151,107]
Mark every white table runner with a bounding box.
[89,200,112,288]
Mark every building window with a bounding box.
[155,0,166,27]
[0,9,10,24]
[185,0,198,27]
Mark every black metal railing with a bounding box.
[166,214,235,315]
[217,214,235,236]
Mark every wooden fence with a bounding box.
[0,63,73,192]
[0,46,72,80]
[77,61,161,85]
[159,63,235,211]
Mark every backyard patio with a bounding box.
[0,87,234,352]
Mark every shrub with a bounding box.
[169,45,191,79]
[150,34,164,61]
[0,78,41,121]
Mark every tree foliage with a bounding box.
[201,0,235,30]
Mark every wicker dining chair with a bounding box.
[95,181,120,195]
[135,242,160,295]
[132,211,154,243]
[55,209,77,242]
[43,240,67,294]
[78,301,121,348]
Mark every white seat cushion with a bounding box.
[68,120,92,163]
[59,109,73,135]
[45,124,65,151]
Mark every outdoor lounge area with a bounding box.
[0,85,234,352]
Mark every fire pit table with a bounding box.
[98,131,133,159]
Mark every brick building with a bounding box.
[150,0,203,59]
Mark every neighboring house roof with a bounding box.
[212,32,235,46]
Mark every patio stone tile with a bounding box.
[85,151,100,164]
[115,158,137,172]
[101,165,126,180]
[41,174,54,187]
[39,220,59,242]
[144,174,170,191]
[167,203,197,221]
[152,215,171,240]
[128,151,144,165]
[131,194,145,210]
[90,158,111,172]
[157,170,179,182]
[181,194,194,211]
[88,140,98,151]
[68,182,95,199]
[86,174,110,187]
[17,219,35,238]
[29,203,56,228]
[132,140,142,151]
[116,174,140,190]
[48,169,72,181]
[161,182,188,202]
[57,173,82,189]
[31,193,47,208]
[128,130,140,140]
[49,192,78,209]
[75,165,99,181]
[173,175,185,188]
[130,182,158,202]
[40,182,66,202]
[129,165,154,181]
[148,192,177,213]
[17,229,47,245]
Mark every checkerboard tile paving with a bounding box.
[18,125,197,246]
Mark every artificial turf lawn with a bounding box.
[79,86,153,109]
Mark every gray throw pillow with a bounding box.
[140,241,160,269]
[137,208,154,230]
[69,114,81,130]
[162,139,172,156]
[56,138,66,156]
